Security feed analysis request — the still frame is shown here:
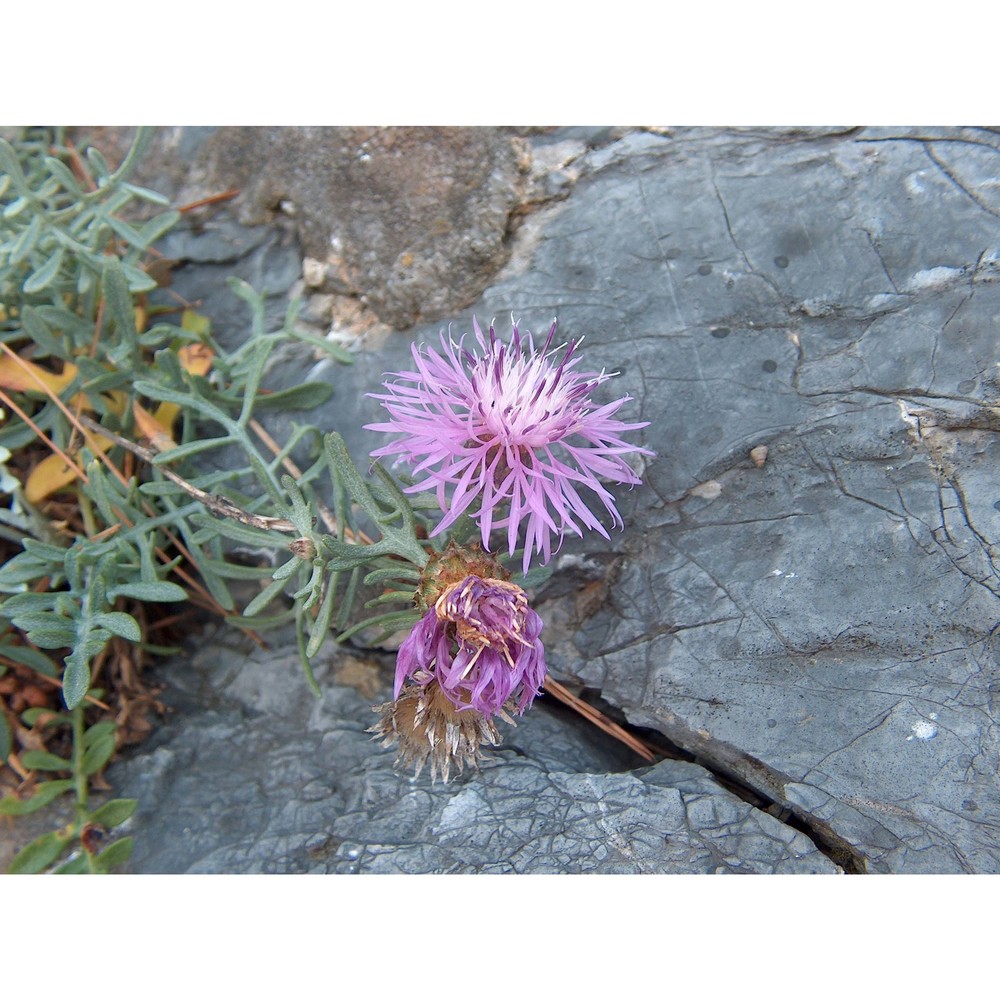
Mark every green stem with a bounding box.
[71,703,87,818]
[78,487,97,538]
[71,702,99,873]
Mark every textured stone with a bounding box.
[313,126,999,872]
[189,126,530,330]
[107,627,838,874]
[475,126,1000,873]
[100,127,1000,873]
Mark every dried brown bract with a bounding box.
[368,680,515,783]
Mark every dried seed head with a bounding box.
[368,680,513,783]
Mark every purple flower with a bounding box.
[367,317,653,572]
[394,575,546,717]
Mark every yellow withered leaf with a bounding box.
[20,332,216,499]
[149,341,215,441]
[133,401,177,453]
[25,436,112,504]
[178,341,214,375]
[0,356,78,396]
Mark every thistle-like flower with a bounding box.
[369,549,547,781]
[396,574,546,717]
[366,317,653,571]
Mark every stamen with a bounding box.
[541,319,557,355]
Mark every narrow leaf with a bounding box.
[89,798,137,829]
[0,779,74,816]
[63,649,93,710]
[24,625,76,649]
[10,214,42,265]
[252,382,333,411]
[8,829,71,874]
[135,380,232,428]
[20,749,72,772]
[295,609,322,697]
[121,181,171,206]
[336,609,421,644]
[242,575,289,618]
[120,262,158,294]
[43,155,83,196]
[102,258,137,344]
[334,565,361,632]
[225,606,296,629]
[306,567,340,658]
[107,581,188,603]
[92,611,141,641]
[285,325,354,363]
[82,727,116,776]
[107,214,145,246]
[199,559,282,581]
[22,247,65,293]
[188,512,286,549]
[148,435,230,463]
[363,565,422,587]
[138,211,181,246]
[95,836,133,871]
[272,558,301,582]
[0,592,58,615]
[53,854,90,874]
[84,721,117,748]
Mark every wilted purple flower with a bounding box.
[367,317,653,572]
[394,575,546,717]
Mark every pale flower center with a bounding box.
[470,351,579,449]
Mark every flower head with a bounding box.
[369,681,503,783]
[395,574,546,717]
[367,317,653,571]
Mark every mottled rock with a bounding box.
[305,126,1000,872]
[475,126,1000,872]
[189,127,530,330]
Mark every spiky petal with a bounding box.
[367,317,653,571]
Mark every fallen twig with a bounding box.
[543,676,657,763]
[78,414,297,534]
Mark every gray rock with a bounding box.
[476,126,1000,873]
[155,217,303,350]
[103,126,1000,873]
[107,628,838,874]
[310,126,999,872]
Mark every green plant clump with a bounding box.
[0,127,447,872]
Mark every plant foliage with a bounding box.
[0,127,444,872]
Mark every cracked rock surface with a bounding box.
[480,126,1000,873]
[108,126,999,873]
[108,628,837,873]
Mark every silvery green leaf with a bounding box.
[22,247,65,293]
